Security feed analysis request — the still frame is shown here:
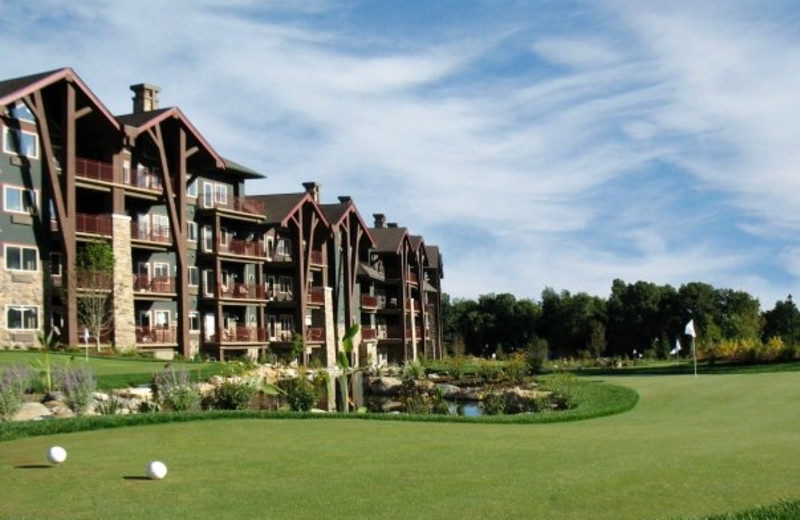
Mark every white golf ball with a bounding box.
[47,446,67,464]
[147,461,168,480]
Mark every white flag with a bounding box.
[684,319,696,338]
[670,339,681,355]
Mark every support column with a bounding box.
[111,214,135,349]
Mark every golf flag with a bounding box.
[684,319,696,338]
[670,339,681,355]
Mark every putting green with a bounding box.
[1,372,798,520]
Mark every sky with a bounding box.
[2,0,800,309]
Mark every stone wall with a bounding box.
[0,264,44,348]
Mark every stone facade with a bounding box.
[0,259,44,348]
[111,214,136,350]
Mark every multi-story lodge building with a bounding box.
[0,67,443,365]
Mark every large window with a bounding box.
[187,221,198,242]
[187,266,199,287]
[6,305,39,330]
[3,185,38,214]
[3,127,39,159]
[5,245,38,272]
[10,102,35,123]
[188,311,200,332]
[215,183,228,205]
[187,176,198,198]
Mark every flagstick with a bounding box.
[692,336,697,378]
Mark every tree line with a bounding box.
[442,279,800,359]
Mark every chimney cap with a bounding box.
[338,196,352,204]
[387,222,398,228]
[302,182,320,202]
[373,213,386,228]
[130,83,160,113]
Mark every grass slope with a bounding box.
[0,372,798,519]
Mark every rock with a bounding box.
[380,400,404,412]
[13,402,52,421]
[457,387,482,401]
[117,387,153,400]
[92,392,110,402]
[42,392,65,403]
[368,376,403,396]
[435,384,461,398]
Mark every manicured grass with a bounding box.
[0,350,223,389]
[1,372,798,519]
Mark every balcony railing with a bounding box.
[136,326,175,344]
[126,167,162,192]
[218,283,266,300]
[361,327,377,340]
[405,300,421,312]
[407,272,419,284]
[270,329,296,342]
[406,327,424,338]
[218,238,265,258]
[133,275,175,293]
[76,271,113,290]
[306,327,325,342]
[76,157,115,183]
[204,196,264,216]
[310,249,325,266]
[266,288,294,302]
[222,326,266,343]
[131,223,171,244]
[361,295,380,309]
[76,213,112,236]
[308,287,325,305]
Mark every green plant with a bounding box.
[503,354,530,383]
[446,356,466,381]
[398,379,429,415]
[55,364,96,415]
[402,360,425,380]
[291,333,305,362]
[541,372,576,410]
[480,390,505,415]
[336,324,360,412]
[281,377,319,412]
[95,397,124,415]
[526,337,549,373]
[477,359,502,383]
[209,378,258,410]
[153,366,200,412]
[0,364,31,421]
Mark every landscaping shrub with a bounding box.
[55,365,96,416]
[481,391,505,415]
[398,378,429,414]
[526,337,549,373]
[0,364,31,421]
[503,353,530,383]
[402,360,425,380]
[209,378,258,410]
[477,359,502,383]
[281,377,319,412]
[153,366,200,412]
[541,372,577,410]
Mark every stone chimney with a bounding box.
[130,83,160,113]
[387,222,398,228]
[373,213,386,228]
[302,182,320,202]
[338,196,352,204]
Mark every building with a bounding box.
[0,67,442,364]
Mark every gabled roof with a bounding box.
[250,192,330,228]
[319,201,376,248]
[358,262,385,281]
[0,67,120,131]
[369,226,409,254]
[426,245,441,268]
[116,106,224,169]
[222,157,264,180]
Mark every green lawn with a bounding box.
[1,371,798,519]
[0,350,221,389]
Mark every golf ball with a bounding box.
[147,461,168,480]
[47,446,67,464]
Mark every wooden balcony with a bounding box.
[310,249,325,266]
[76,157,114,183]
[405,300,421,312]
[202,196,264,217]
[407,271,419,284]
[361,327,377,340]
[406,327,424,338]
[361,295,380,310]
[267,289,294,302]
[76,213,112,236]
[306,327,325,342]
[126,167,162,192]
[218,238,265,258]
[218,283,266,300]
[222,326,267,343]
[308,287,325,305]
[133,275,175,294]
[136,326,176,344]
[131,223,171,244]
[76,271,113,290]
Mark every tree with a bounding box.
[75,240,115,351]
[588,320,607,358]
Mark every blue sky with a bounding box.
[3,0,800,308]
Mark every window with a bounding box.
[6,305,38,330]
[202,182,214,208]
[4,185,38,214]
[10,102,35,123]
[215,183,228,205]
[187,176,198,198]
[153,263,170,278]
[152,215,169,239]
[202,226,213,252]
[187,266,199,287]
[276,238,291,260]
[203,269,214,296]
[5,245,38,272]
[187,221,198,242]
[188,312,200,332]
[3,127,39,159]
[154,310,170,328]
[50,252,62,276]
[122,161,131,185]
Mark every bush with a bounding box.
[402,361,425,380]
[481,391,505,416]
[0,364,31,421]
[281,377,319,412]
[398,379,429,414]
[209,378,258,410]
[503,354,530,383]
[541,372,576,410]
[526,338,549,373]
[55,365,96,416]
[153,367,200,412]
[446,357,466,381]
[477,359,502,383]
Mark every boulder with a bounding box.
[13,402,52,421]
[368,376,403,396]
[434,384,461,399]
[42,391,65,403]
[117,386,153,400]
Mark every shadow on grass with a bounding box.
[15,464,52,469]
[572,360,800,377]
[122,476,151,481]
